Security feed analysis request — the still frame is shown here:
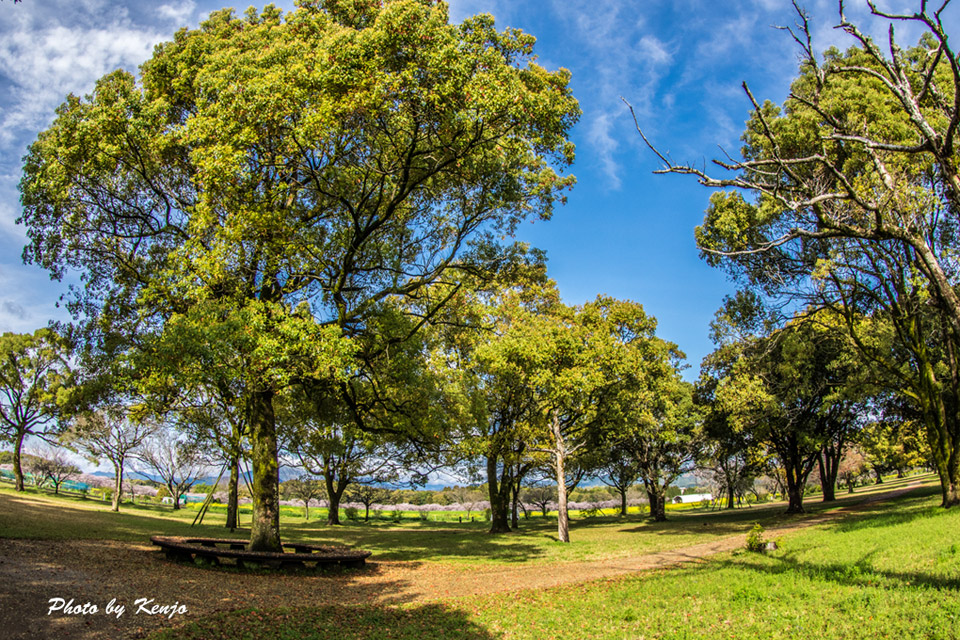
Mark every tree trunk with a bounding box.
[923,402,960,508]
[486,454,511,533]
[784,473,805,514]
[818,449,838,502]
[647,487,666,522]
[169,482,181,510]
[552,412,570,543]
[112,461,123,512]
[247,390,282,551]
[619,487,628,516]
[555,452,569,542]
[726,483,735,510]
[226,455,239,530]
[325,472,345,526]
[874,466,884,484]
[510,480,521,529]
[942,478,960,507]
[933,447,960,508]
[13,431,25,492]
[779,435,814,514]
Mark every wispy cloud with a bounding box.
[0,25,164,150]
[0,0,205,333]
[1,300,26,321]
[588,113,622,190]
[0,0,205,241]
[545,0,677,189]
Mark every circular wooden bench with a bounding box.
[150,536,371,571]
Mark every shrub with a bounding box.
[391,508,403,522]
[746,524,766,552]
[746,523,780,553]
[344,506,360,521]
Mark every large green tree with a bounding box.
[595,302,697,522]
[19,0,578,549]
[507,296,668,539]
[635,3,960,507]
[712,318,862,513]
[0,329,73,491]
[429,265,555,534]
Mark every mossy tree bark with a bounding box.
[486,454,512,534]
[111,461,123,512]
[226,455,240,530]
[247,390,281,552]
[13,432,25,492]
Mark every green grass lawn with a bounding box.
[151,479,960,640]
[0,475,929,567]
[0,473,950,639]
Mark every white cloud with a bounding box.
[587,112,622,189]
[546,0,668,189]
[0,25,165,150]
[0,0,213,332]
[636,35,672,65]
[156,0,197,25]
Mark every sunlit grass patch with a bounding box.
[144,476,960,640]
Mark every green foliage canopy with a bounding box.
[0,329,73,491]
[639,5,960,507]
[18,0,579,549]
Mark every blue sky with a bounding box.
[0,0,950,377]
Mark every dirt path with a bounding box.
[0,483,921,640]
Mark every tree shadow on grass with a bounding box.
[0,536,455,640]
[619,503,788,537]
[149,603,501,640]
[823,485,944,533]
[288,519,548,564]
[718,548,960,593]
